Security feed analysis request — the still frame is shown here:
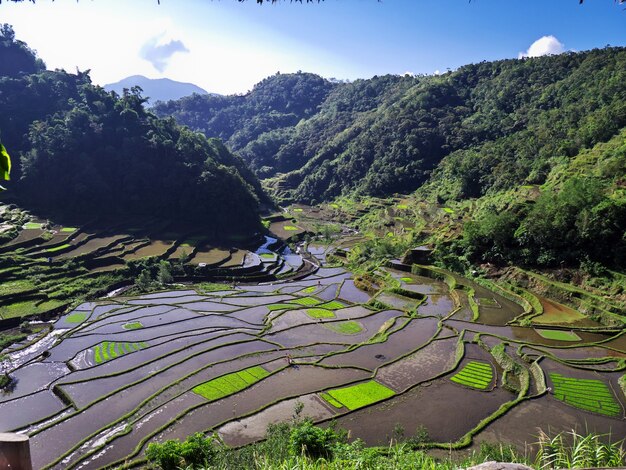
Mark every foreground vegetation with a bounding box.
[144,419,625,470]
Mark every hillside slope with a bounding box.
[157,48,626,205]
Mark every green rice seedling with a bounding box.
[324,321,363,335]
[318,300,345,310]
[319,392,343,408]
[283,225,300,231]
[306,308,335,319]
[536,329,581,341]
[549,373,621,416]
[65,312,87,324]
[193,366,270,401]
[450,361,493,390]
[324,380,395,410]
[123,321,143,330]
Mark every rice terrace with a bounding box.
[0,205,625,469]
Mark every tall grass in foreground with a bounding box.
[153,421,625,470]
[535,429,625,469]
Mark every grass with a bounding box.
[397,204,409,210]
[536,429,625,469]
[536,329,581,341]
[477,297,499,307]
[318,300,346,310]
[289,296,322,307]
[193,366,270,401]
[197,282,231,293]
[324,320,363,335]
[93,341,148,364]
[442,207,455,214]
[450,361,493,390]
[46,243,71,252]
[323,380,395,410]
[549,373,622,417]
[123,321,143,330]
[0,279,36,296]
[306,308,335,319]
[65,312,87,324]
[283,225,300,231]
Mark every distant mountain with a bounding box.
[104,75,210,105]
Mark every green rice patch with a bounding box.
[193,366,270,401]
[450,361,493,390]
[24,222,42,229]
[289,296,322,307]
[318,300,346,310]
[283,225,300,231]
[400,277,413,283]
[325,380,395,410]
[442,207,454,214]
[293,208,304,212]
[260,253,276,259]
[536,329,581,342]
[320,392,343,408]
[65,312,87,324]
[60,227,77,232]
[306,308,335,319]
[324,320,363,335]
[123,321,143,330]
[91,341,147,364]
[549,373,621,417]
[329,203,340,209]
[397,204,408,209]
[302,286,317,294]
[47,243,71,253]
[267,303,299,312]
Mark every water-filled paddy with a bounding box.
[1,246,623,469]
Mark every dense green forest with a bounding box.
[156,47,626,269]
[156,48,626,203]
[0,25,265,233]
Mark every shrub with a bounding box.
[289,420,346,459]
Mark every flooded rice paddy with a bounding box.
[1,248,624,469]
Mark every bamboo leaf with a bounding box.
[0,142,11,181]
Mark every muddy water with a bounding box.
[339,280,371,303]
[218,394,336,447]
[533,297,598,326]
[221,294,296,307]
[334,378,513,445]
[143,366,370,452]
[376,337,458,391]
[417,294,455,316]
[474,397,626,451]
[59,336,267,409]
[0,362,70,403]
[321,317,440,370]
[0,390,66,431]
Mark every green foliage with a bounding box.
[535,429,625,469]
[306,308,335,319]
[289,420,346,459]
[146,433,217,470]
[0,141,11,184]
[157,260,173,285]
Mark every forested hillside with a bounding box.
[0,26,264,233]
[157,48,626,205]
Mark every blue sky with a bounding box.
[1,0,625,94]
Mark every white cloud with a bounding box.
[519,35,565,59]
